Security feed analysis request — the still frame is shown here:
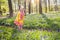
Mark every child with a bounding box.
[14,5,25,30]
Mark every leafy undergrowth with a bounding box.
[0,14,60,30]
[0,26,60,40]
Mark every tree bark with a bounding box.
[24,0,26,15]
[39,0,42,14]
[36,0,37,13]
[44,0,47,13]
[29,0,31,14]
[48,0,50,11]
[55,0,58,11]
[14,0,16,12]
[0,2,2,15]
[8,0,13,18]
[18,0,20,9]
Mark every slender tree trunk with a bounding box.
[39,0,42,14]
[8,0,13,18]
[29,0,31,14]
[36,0,37,13]
[55,0,58,11]
[44,0,47,13]
[48,0,50,11]
[18,0,21,10]
[0,4,1,15]
[15,4,16,12]
[0,2,2,15]
[0,4,1,11]
[24,0,26,15]
[14,0,16,12]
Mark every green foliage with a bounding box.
[0,0,9,14]
[0,0,6,3]
[0,17,15,27]
[24,14,60,30]
[0,14,60,30]
[0,26,13,40]
[0,26,60,40]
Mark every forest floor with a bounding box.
[0,26,60,40]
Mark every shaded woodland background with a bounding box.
[0,0,60,17]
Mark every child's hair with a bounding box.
[19,5,24,10]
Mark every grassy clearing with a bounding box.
[0,26,60,40]
[0,13,60,31]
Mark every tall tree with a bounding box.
[54,0,58,11]
[0,2,2,15]
[36,0,37,13]
[44,0,47,13]
[18,0,21,9]
[48,0,50,11]
[29,0,31,14]
[39,0,42,14]
[24,0,26,15]
[8,0,13,18]
[13,0,16,12]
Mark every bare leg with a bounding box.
[18,25,23,30]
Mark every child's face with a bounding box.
[21,6,24,9]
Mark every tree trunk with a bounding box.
[55,0,58,11]
[39,0,42,14]
[24,0,26,15]
[8,0,13,18]
[48,0,50,11]
[0,5,1,11]
[36,0,37,13]
[44,0,47,13]
[0,2,2,15]
[29,0,31,14]
[14,0,16,12]
[18,0,20,9]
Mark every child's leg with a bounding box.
[20,25,23,30]
[18,24,23,30]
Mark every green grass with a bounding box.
[0,13,60,40]
[0,26,60,40]
[0,13,60,30]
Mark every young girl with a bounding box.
[14,5,25,30]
